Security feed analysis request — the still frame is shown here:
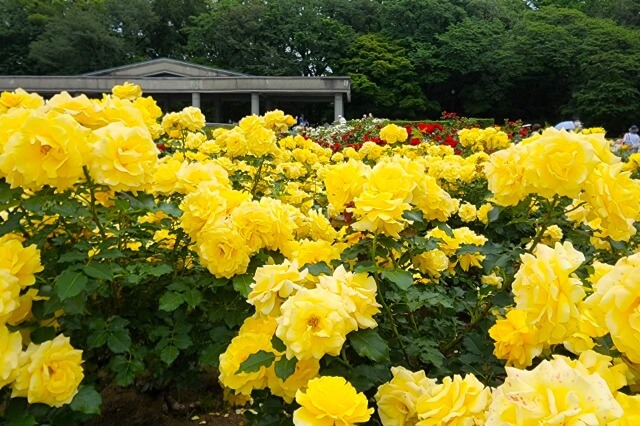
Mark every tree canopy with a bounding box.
[2,0,640,132]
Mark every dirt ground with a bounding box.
[89,383,246,426]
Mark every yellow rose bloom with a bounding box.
[176,160,230,194]
[238,115,278,157]
[457,202,477,222]
[0,110,91,190]
[612,393,640,426]
[577,162,640,242]
[177,106,206,132]
[489,309,544,368]
[151,157,183,195]
[218,331,273,396]
[41,92,107,129]
[484,147,528,206]
[412,249,449,278]
[0,324,22,388]
[89,122,159,192]
[195,222,252,279]
[317,265,381,329]
[179,187,230,239]
[111,82,142,100]
[412,175,458,222]
[481,272,503,288]
[415,374,491,426]
[379,124,408,144]
[323,160,370,212]
[276,287,357,360]
[0,239,43,288]
[350,190,411,238]
[512,242,586,345]
[231,201,279,252]
[293,376,373,425]
[585,252,640,362]
[0,269,21,322]
[12,334,84,407]
[306,209,339,242]
[267,357,320,403]
[285,239,343,269]
[263,110,296,131]
[565,350,628,394]
[248,260,307,316]
[7,288,40,326]
[375,366,437,426]
[366,160,416,203]
[486,357,623,424]
[0,88,44,113]
[523,128,599,199]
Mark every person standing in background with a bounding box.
[622,125,640,152]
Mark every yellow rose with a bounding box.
[457,202,477,222]
[484,146,527,206]
[0,239,43,288]
[512,242,586,345]
[564,350,629,394]
[0,269,21,322]
[41,92,107,129]
[89,122,159,192]
[350,190,410,238]
[12,334,84,407]
[366,160,416,203]
[486,357,623,424]
[7,288,40,326]
[258,197,300,253]
[248,260,307,316]
[195,222,252,279]
[412,249,449,278]
[612,393,640,426]
[177,106,206,132]
[412,176,458,222]
[263,110,296,131]
[176,160,230,194]
[323,160,370,212]
[231,201,280,252]
[306,209,339,242]
[276,287,357,360]
[415,374,491,426]
[294,376,373,425]
[111,82,142,100]
[585,253,640,362]
[489,309,544,368]
[0,88,44,113]
[379,124,408,144]
[317,265,381,329]
[267,357,320,404]
[375,366,437,426]
[151,157,183,195]
[179,187,229,239]
[523,128,599,199]
[0,324,22,388]
[0,110,91,190]
[218,331,273,396]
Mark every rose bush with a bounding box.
[1,84,640,424]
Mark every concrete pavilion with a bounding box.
[0,58,351,123]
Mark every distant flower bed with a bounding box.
[1,84,640,424]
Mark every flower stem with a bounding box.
[82,167,106,239]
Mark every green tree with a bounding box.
[336,34,434,119]
[105,0,159,61]
[28,2,127,74]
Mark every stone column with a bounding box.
[191,92,201,109]
[334,93,344,122]
[251,93,260,115]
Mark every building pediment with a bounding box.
[83,58,247,78]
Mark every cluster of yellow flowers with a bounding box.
[458,126,511,152]
[485,127,640,241]
[0,236,83,407]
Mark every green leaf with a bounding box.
[159,291,185,312]
[173,333,192,350]
[274,357,297,382]
[30,326,56,344]
[54,270,88,301]
[271,335,287,352]
[3,397,36,426]
[233,274,253,298]
[348,329,390,362]
[83,263,113,281]
[381,269,413,290]
[183,288,202,308]
[87,329,108,348]
[160,345,179,365]
[148,264,173,277]
[58,251,88,263]
[402,209,424,223]
[303,261,332,276]
[0,211,24,235]
[488,206,500,222]
[107,328,131,353]
[236,350,275,374]
[70,385,102,415]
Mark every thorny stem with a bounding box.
[251,158,266,196]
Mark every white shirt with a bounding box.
[623,132,640,150]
